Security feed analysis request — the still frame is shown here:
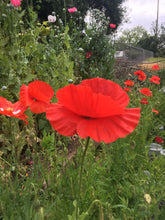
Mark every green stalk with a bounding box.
[64,0,66,27]
[76,136,90,220]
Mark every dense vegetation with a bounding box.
[0,1,165,219]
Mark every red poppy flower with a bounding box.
[68,7,77,13]
[149,76,160,84]
[138,72,146,81]
[110,24,116,28]
[152,109,159,114]
[155,136,164,143]
[19,81,54,113]
[86,52,92,58]
[124,80,134,87]
[152,65,160,70]
[46,78,140,143]
[134,70,146,81]
[124,87,131,92]
[140,88,152,97]
[140,98,149,104]
[0,97,28,124]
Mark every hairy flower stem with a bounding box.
[76,137,90,220]
[9,118,16,162]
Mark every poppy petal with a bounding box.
[19,84,33,107]
[56,84,125,118]
[13,101,28,113]
[30,100,48,113]
[80,78,129,108]
[28,81,54,102]
[77,108,141,143]
[46,103,80,136]
[0,98,28,124]
[0,97,9,109]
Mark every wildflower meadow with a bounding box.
[0,1,165,219]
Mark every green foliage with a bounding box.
[118,26,149,46]
[138,22,165,57]
[0,2,165,220]
[22,0,126,32]
[69,9,115,80]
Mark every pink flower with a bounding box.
[11,0,22,7]
[48,15,56,22]
[110,24,116,28]
[68,7,77,13]
[86,52,92,58]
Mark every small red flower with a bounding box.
[134,70,146,81]
[0,97,28,124]
[68,7,77,13]
[19,81,54,113]
[46,78,141,143]
[152,65,160,70]
[149,76,160,84]
[110,24,116,28]
[124,87,131,92]
[134,70,142,75]
[140,88,152,97]
[124,80,134,87]
[152,109,159,114]
[140,98,149,104]
[86,52,92,58]
[11,0,22,7]
[155,136,164,143]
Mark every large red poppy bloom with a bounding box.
[0,97,28,124]
[19,81,54,113]
[134,70,146,81]
[149,76,160,84]
[140,88,152,97]
[46,78,140,143]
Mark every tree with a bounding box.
[138,22,165,57]
[117,26,149,46]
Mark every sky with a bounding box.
[118,0,165,34]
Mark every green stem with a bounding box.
[64,0,66,27]
[76,136,90,220]
[87,199,103,216]
[9,118,16,161]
